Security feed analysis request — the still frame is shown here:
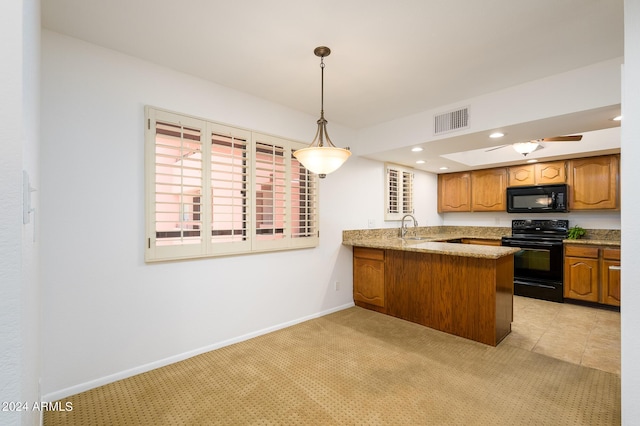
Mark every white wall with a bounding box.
[622,0,640,422]
[0,1,40,425]
[39,31,416,399]
[0,1,25,424]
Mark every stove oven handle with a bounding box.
[502,239,561,248]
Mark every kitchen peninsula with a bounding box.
[343,227,520,346]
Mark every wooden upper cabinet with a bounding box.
[508,165,535,186]
[438,172,471,212]
[535,161,566,184]
[568,155,619,210]
[471,168,507,211]
[508,161,566,186]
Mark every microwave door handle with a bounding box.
[551,192,557,209]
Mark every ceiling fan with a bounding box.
[487,135,583,156]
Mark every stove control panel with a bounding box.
[511,219,569,232]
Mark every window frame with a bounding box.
[145,107,319,262]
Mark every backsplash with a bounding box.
[343,226,620,242]
[581,228,621,241]
[343,226,511,242]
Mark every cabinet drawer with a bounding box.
[354,247,385,261]
[603,248,621,261]
[461,238,502,246]
[565,245,599,258]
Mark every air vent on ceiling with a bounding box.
[434,107,469,135]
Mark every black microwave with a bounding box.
[506,184,568,213]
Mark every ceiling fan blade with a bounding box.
[485,145,508,152]
[540,135,582,142]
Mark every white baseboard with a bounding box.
[42,302,354,403]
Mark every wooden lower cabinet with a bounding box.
[601,248,621,306]
[353,247,386,311]
[564,245,620,306]
[353,246,514,346]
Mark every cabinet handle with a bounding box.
[609,265,621,271]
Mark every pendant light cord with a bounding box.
[320,56,325,120]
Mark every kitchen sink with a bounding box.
[400,236,429,244]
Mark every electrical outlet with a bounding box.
[334,281,340,291]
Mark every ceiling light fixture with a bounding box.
[293,46,351,178]
[613,115,622,121]
[512,141,540,156]
[489,132,505,138]
[416,160,425,164]
[411,147,424,152]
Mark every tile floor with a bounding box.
[503,295,621,376]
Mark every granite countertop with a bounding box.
[342,226,621,258]
[562,228,620,247]
[343,237,520,260]
[562,239,620,247]
[342,227,518,260]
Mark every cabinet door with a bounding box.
[564,256,599,302]
[601,248,621,306]
[353,248,385,308]
[438,172,471,212]
[535,161,566,184]
[568,155,619,210]
[508,165,535,186]
[471,168,507,211]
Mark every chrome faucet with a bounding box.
[400,214,418,238]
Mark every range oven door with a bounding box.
[501,237,564,302]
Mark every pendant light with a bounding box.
[293,46,351,178]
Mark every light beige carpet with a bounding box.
[45,307,620,425]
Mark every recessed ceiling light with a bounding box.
[439,166,449,170]
[613,115,622,121]
[411,147,424,152]
[527,159,538,163]
[489,132,505,138]
[416,160,425,164]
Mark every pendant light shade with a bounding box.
[293,46,350,178]
[512,141,540,156]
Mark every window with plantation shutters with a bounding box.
[384,163,414,221]
[145,107,319,262]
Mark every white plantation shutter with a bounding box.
[251,133,318,251]
[385,163,414,221]
[291,154,319,244]
[254,138,287,243]
[146,109,207,260]
[402,170,414,214]
[387,168,400,215]
[210,124,252,254]
[145,107,318,261]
